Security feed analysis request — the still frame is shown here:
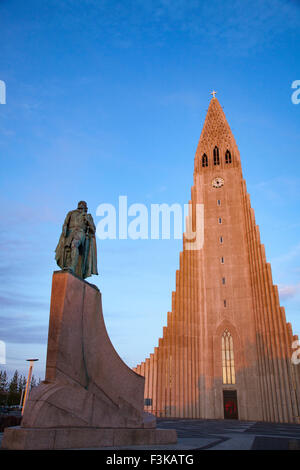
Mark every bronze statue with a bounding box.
[55,201,98,279]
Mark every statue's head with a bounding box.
[77,201,88,212]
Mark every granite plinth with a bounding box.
[1,271,176,449]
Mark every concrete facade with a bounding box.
[133,97,300,423]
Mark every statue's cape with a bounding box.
[55,231,67,268]
[55,211,98,279]
[81,233,98,279]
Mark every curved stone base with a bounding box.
[1,271,176,449]
[1,426,177,450]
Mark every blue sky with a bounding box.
[0,0,299,379]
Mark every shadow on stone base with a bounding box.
[1,426,177,450]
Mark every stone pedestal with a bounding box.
[1,271,176,449]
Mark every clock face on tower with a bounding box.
[211,177,224,188]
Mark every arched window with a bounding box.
[202,153,208,167]
[225,150,232,164]
[213,146,220,165]
[222,329,235,384]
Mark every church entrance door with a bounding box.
[223,390,238,419]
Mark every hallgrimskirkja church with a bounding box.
[133,94,300,423]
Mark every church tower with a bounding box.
[133,94,300,422]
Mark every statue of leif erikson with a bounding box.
[55,201,98,279]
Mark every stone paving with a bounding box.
[90,419,300,450]
[156,419,300,450]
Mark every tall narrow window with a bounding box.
[220,236,223,243]
[218,217,222,224]
[217,200,221,206]
[225,149,232,164]
[221,256,224,264]
[202,153,208,167]
[222,277,226,284]
[222,329,235,384]
[213,146,220,165]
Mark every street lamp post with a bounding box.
[19,387,24,410]
[21,358,38,415]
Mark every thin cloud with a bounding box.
[0,313,48,345]
[160,91,201,109]
[272,243,300,265]
[47,0,300,56]
[279,283,300,301]
[0,200,61,226]
[0,293,48,310]
[248,177,300,206]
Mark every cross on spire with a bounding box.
[210,90,217,99]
